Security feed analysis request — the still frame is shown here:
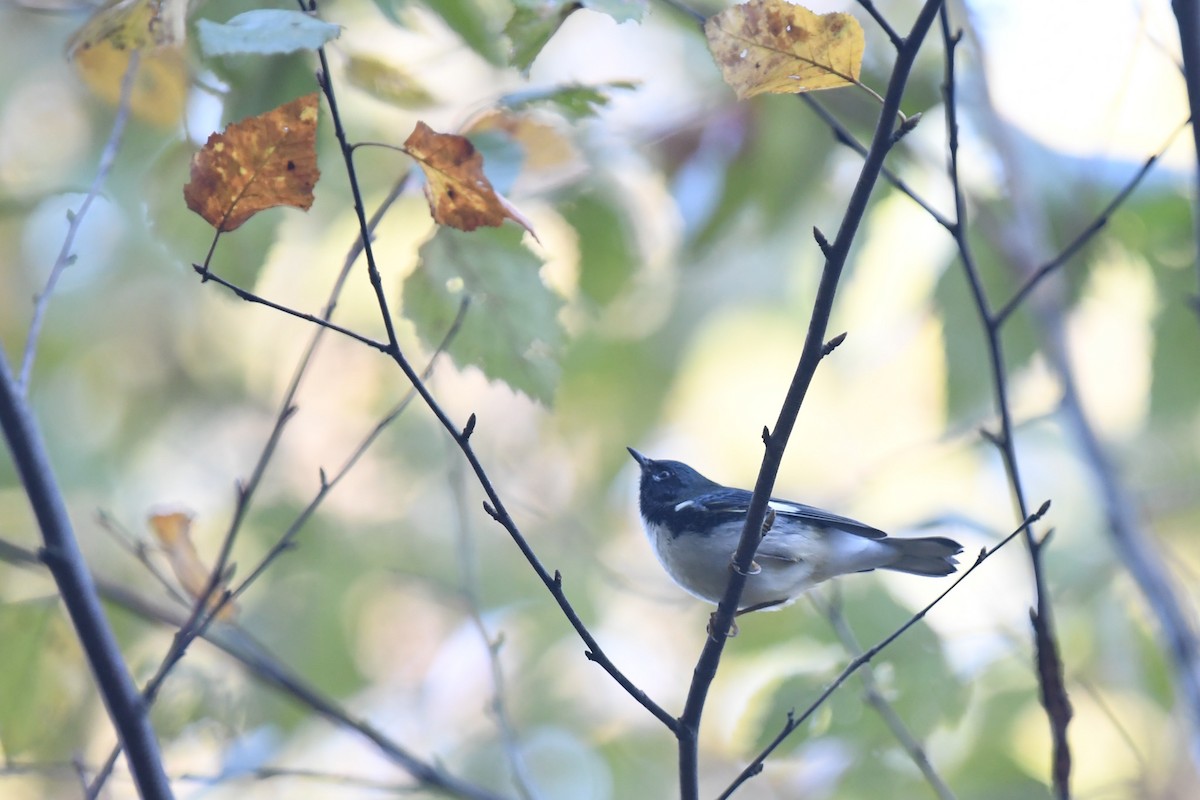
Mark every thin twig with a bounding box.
[228,298,469,602]
[719,504,1047,799]
[450,456,540,800]
[807,18,1197,775]
[994,118,1191,327]
[0,536,509,800]
[18,51,142,396]
[819,590,956,800]
[801,94,953,228]
[193,265,391,353]
[88,162,414,799]
[857,0,905,50]
[87,300,471,799]
[312,25,676,731]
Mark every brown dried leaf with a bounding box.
[183,93,320,232]
[705,0,864,100]
[402,121,537,238]
[148,511,237,620]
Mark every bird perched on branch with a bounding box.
[628,448,962,614]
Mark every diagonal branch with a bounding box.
[18,51,141,396]
[0,349,173,800]
[719,505,1045,799]
[311,20,676,732]
[0,536,509,800]
[820,591,956,800]
[994,118,1190,326]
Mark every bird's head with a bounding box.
[627,448,720,510]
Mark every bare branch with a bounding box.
[1170,0,1200,300]
[0,350,173,800]
[720,506,1045,798]
[820,590,956,800]
[0,536,508,800]
[18,51,141,396]
[312,26,675,732]
[679,4,948,797]
[938,9,1071,795]
[994,118,1190,327]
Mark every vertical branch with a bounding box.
[938,9,1071,797]
[1170,0,1200,301]
[0,349,173,800]
[676,3,945,797]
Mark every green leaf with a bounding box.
[376,0,509,64]
[197,10,341,57]
[367,0,405,25]
[933,263,991,418]
[343,54,435,108]
[499,81,638,120]
[687,100,830,250]
[933,238,1039,421]
[506,0,582,71]
[405,226,564,403]
[0,599,77,756]
[1149,267,1200,421]
[583,0,645,23]
[561,188,635,305]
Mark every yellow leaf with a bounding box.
[183,93,321,232]
[67,0,189,126]
[148,511,237,620]
[403,121,537,239]
[704,0,864,100]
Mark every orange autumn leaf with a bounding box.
[148,511,237,620]
[705,0,864,100]
[402,121,537,239]
[184,93,320,232]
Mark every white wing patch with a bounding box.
[767,500,807,515]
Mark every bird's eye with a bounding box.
[653,469,671,482]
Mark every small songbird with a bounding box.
[629,448,962,614]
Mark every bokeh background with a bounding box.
[2,0,1199,798]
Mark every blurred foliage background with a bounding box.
[2,0,1199,798]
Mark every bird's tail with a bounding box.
[882,536,963,577]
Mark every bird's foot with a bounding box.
[708,612,738,639]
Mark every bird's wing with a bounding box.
[765,498,888,540]
[683,488,888,542]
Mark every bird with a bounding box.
[628,448,963,614]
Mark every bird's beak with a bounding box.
[627,447,649,467]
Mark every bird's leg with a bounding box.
[714,510,778,638]
[708,612,738,639]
